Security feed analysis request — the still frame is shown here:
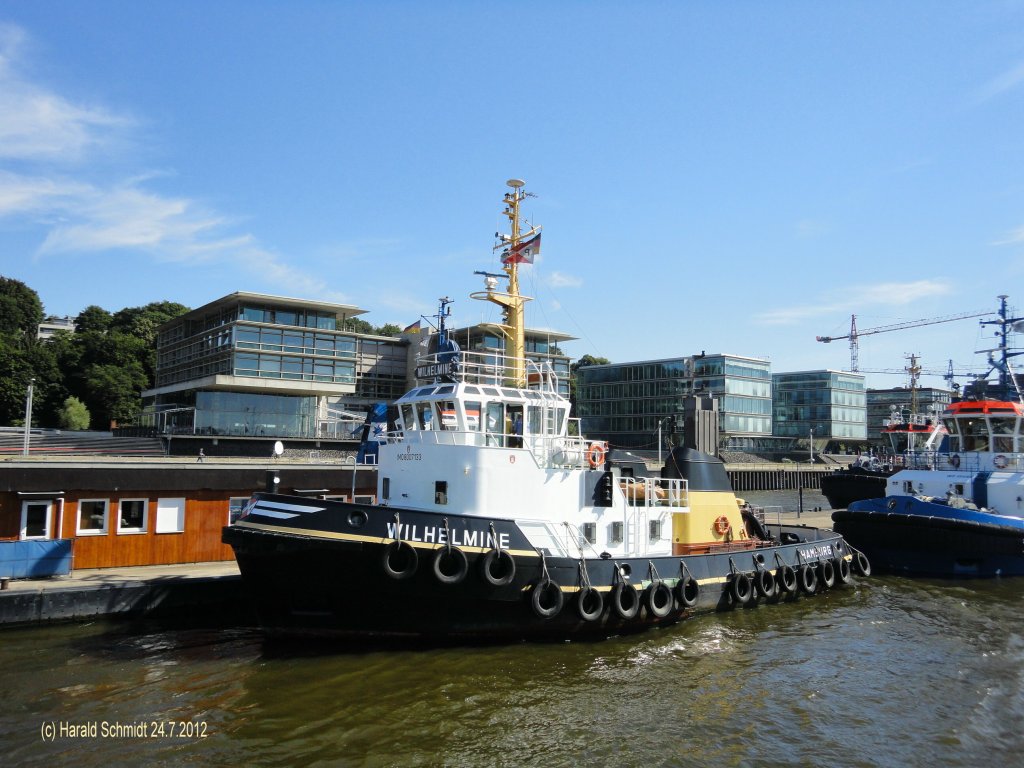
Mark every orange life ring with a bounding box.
[713,515,731,536]
[994,454,1008,469]
[587,444,605,469]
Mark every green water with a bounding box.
[2,570,1023,767]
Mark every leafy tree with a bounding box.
[376,323,401,337]
[85,361,148,428]
[345,317,375,334]
[0,344,34,425]
[74,305,112,334]
[0,276,44,341]
[59,396,90,430]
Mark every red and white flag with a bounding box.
[502,232,541,264]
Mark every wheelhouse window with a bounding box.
[78,499,109,535]
[21,500,52,540]
[118,499,148,533]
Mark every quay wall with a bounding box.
[725,464,834,492]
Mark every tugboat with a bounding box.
[821,356,948,510]
[223,180,866,643]
[833,296,1024,577]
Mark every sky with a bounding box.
[2,1,1024,391]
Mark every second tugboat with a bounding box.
[223,180,867,643]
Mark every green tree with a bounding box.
[58,396,90,430]
[376,323,401,337]
[74,305,112,334]
[0,276,44,341]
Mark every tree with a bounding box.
[74,305,112,334]
[58,396,90,430]
[376,323,401,337]
[0,276,44,341]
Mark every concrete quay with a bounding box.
[0,560,248,627]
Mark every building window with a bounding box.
[20,500,52,540]
[228,497,249,525]
[118,499,148,533]
[77,499,109,535]
[155,498,186,534]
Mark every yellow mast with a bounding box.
[473,178,539,387]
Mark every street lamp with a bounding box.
[809,426,814,464]
[22,377,35,457]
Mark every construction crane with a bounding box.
[816,309,992,371]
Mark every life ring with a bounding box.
[994,454,1008,469]
[676,575,699,608]
[754,568,776,599]
[730,573,752,605]
[480,548,516,586]
[576,586,604,621]
[587,443,605,469]
[818,559,836,590]
[644,581,674,618]
[432,546,468,585]
[610,582,640,620]
[798,564,818,594]
[382,540,418,580]
[530,578,564,619]
[713,515,731,536]
[950,454,961,468]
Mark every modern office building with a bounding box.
[575,354,773,451]
[141,292,409,448]
[772,370,867,452]
[865,386,952,446]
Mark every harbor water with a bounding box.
[3,491,1023,767]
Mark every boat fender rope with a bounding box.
[850,547,872,577]
[818,558,836,590]
[575,559,603,621]
[774,552,796,594]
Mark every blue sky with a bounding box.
[2,1,1023,391]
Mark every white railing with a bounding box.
[414,349,566,393]
[385,427,606,471]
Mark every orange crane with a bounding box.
[816,309,992,372]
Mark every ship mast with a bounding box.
[472,178,540,387]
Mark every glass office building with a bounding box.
[575,354,772,450]
[142,292,408,438]
[772,370,867,448]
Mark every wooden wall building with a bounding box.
[0,460,376,570]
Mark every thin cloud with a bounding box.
[755,279,952,325]
[992,226,1024,246]
[0,23,336,300]
[546,270,582,288]
[975,61,1024,104]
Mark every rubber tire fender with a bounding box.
[853,550,871,577]
[835,556,852,585]
[432,546,469,585]
[611,582,640,620]
[530,579,564,620]
[676,576,699,609]
[576,586,604,622]
[798,564,818,594]
[730,573,752,605]
[776,564,797,594]
[754,568,776,599]
[479,548,516,586]
[382,540,418,580]
[818,558,836,590]
[645,581,673,618]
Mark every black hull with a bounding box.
[832,507,1024,578]
[223,494,859,643]
[821,467,891,509]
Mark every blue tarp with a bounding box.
[0,539,73,579]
